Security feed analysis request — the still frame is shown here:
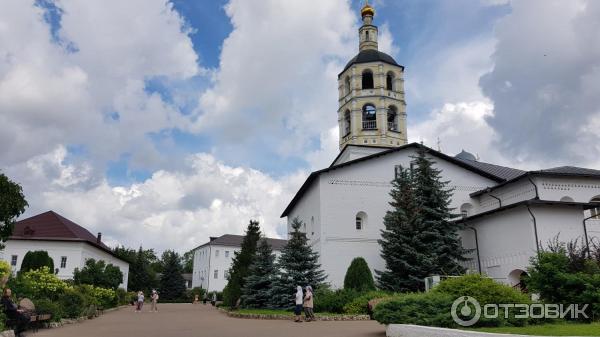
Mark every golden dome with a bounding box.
[361,3,375,18]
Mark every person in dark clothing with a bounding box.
[1,288,30,337]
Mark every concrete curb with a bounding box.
[220,308,370,321]
[386,324,589,337]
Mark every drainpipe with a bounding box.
[582,214,594,258]
[528,176,539,200]
[489,194,502,208]
[466,225,482,274]
[526,205,541,255]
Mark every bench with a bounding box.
[5,298,52,333]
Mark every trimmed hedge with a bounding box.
[343,257,376,292]
[343,290,392,314]
[314,288,359,313]
[373,292,456,327]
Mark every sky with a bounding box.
[1,0,600,253]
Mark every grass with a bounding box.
[470,322,600,336]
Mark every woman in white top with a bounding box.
[294,286,303,322]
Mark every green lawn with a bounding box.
[471,322,600,336]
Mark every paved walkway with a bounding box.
[33,303,386,337]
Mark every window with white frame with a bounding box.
[215,250,219,258]
[60,256,67,268]
[214,269,219,279]
[10,255,17,267]
[355,211,367,230]
[225,251,229,258]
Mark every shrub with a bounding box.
[314,288,359,313]
[343,290,392,314]
[116,288,128,305]
[34,298,63,321]
[190,287,205,301]
[75,284,118,309]
[373,292,456,327]
[432,274,531,327]
[343,257,376,292]
[59,288,86,318]
[526,250,600,321]
[0,260,11,279]
[21,267,69,299]
[20,251,54,273]
[73,259,123,290]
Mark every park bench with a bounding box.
[5,298,52,333]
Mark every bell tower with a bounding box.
[337,1,407,150]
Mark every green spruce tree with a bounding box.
[411,146,469,277]
[343,257,376,291]
[222,220,261,308]
[269,217,326,308]
[129,246,156,293]
[376,165,428,291]
[240,239,277,308]
[159,250,187,300]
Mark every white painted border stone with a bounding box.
[386,324,588,337]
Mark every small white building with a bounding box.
[0,211,129,290]
[191,234,287,292]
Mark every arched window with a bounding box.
[355,212,367,230]
[362,104,377,129]
[460,203,473,218]
[386,72,394,91]
[344,76,351,95]
[387,106,398,132]
[560,196,574,202]
[344,110,351,135]
[590,196,600,219]
[362,70,374,89]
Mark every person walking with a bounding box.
[136,291,145,312]
[150,290,159,312]
[211,292,217,306]
[294,286,303,323]
[303,286,315,322]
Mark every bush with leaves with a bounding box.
[526,238,600,321]
[373,292,456,327]
[59,288,87,318]
[33,298,63,321]
[21,267,69,299]
[432,274,531,327]
[73,258,123,290]
[313,287,359,313]
[343,290,393,314]
[20,250,55,273]
[343,257,376,292]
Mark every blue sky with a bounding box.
[3,0,599,251]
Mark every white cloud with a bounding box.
[5,146,305,252]
[0,0,200,168]
[480,0,600,165]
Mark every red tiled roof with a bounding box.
[10,211,124,262]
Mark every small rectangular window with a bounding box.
[394,165,402,179]
[214,269,219,279]
[225,251,229,258]
[60,256,67,268]
[224,270,230,279]
[10,255,17,267]
[356,217,363,230]
[215,250,219,258]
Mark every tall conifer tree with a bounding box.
[377,146,469,291]
[241,239,277,308]
[411,146,469,276]
[376,165,427,291]
[269,217,326,308]
[222,220,261,308]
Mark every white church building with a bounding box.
[280,3,600,289]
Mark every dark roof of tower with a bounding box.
[339,49,403,76]
[10,211,126,262]
[455,150,477,161]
